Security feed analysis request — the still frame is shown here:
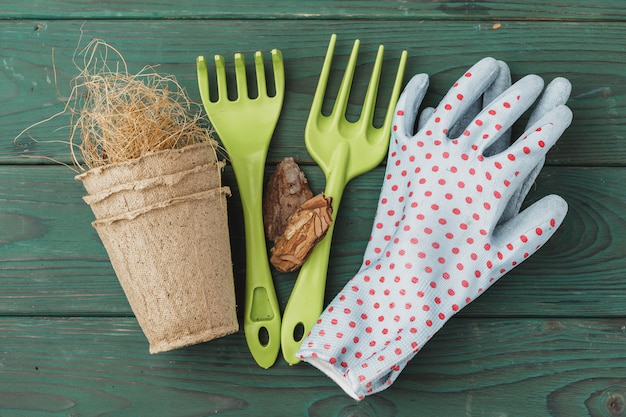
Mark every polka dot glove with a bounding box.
[297,57,572,400]
[362,59,571,270]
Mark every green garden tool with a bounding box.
[197,49,284,368]
[280,34,407,364]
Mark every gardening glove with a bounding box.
[360,59,571,270]
[297,57,572,400]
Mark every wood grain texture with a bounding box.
[1,20,625,165]
[0,1,624,413]
[2,0,626,21]
[1,316,625,416]
[0,165,623,317]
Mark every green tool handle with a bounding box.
[281,144,349,365]
[231,156,282,369]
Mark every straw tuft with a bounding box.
[67,39,214,170]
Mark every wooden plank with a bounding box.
[0,166,127,314]
[461,165,626,316]
[0,165,623,317]
[1,20,625,166]
[1,0,626,21]
[0,316,625,416]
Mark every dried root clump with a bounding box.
[68,39,214,170]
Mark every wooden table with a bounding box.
[1,2,625,415]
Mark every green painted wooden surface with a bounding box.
[1,317,625,416]
[2,0,626,21]
[1,20,626,166]
[0,165,623,317]
[0,1,625,416]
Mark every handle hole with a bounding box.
[293,323,305,342]
[258,327,270,347]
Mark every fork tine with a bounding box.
[253,51,267,98]
[332,39,360,123]
[234,53,248,100]
[214,54,229,102]
[359,44,384,126]
[271,49,285,99]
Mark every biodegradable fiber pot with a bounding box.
[76,142,238,353]
[81,161,226,219]
[76,142,218,195]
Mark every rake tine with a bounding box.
[196,56,211,105]
[359,44,384,127]
[234,53,249,100]
[271,49,285,99]
[214,55,229,102]
[332,39,360,123]
[253,51,267,98]
[381,50,408,135]
[309,34,337,119]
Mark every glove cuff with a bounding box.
[301,353,363,400]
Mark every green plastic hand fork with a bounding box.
[281,35,407,364]
[196,49,284,369]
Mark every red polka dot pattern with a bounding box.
[297,58,571,401]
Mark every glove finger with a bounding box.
[484,60,512,105]
[393,73,429,140]
[467,74,545,154]
[498,77,571,225]
[449,60,512,146]
[417,106,434,129]
[497,158,543,226]
[449,99,481,139]
[492,194,567,272]
[509,104,573,163]
[483,60,513,156]
[526,77,572,128]
[421,57,500,137]
[490,104,572,219]
[454,60,511,137]
[451,60,512,151]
